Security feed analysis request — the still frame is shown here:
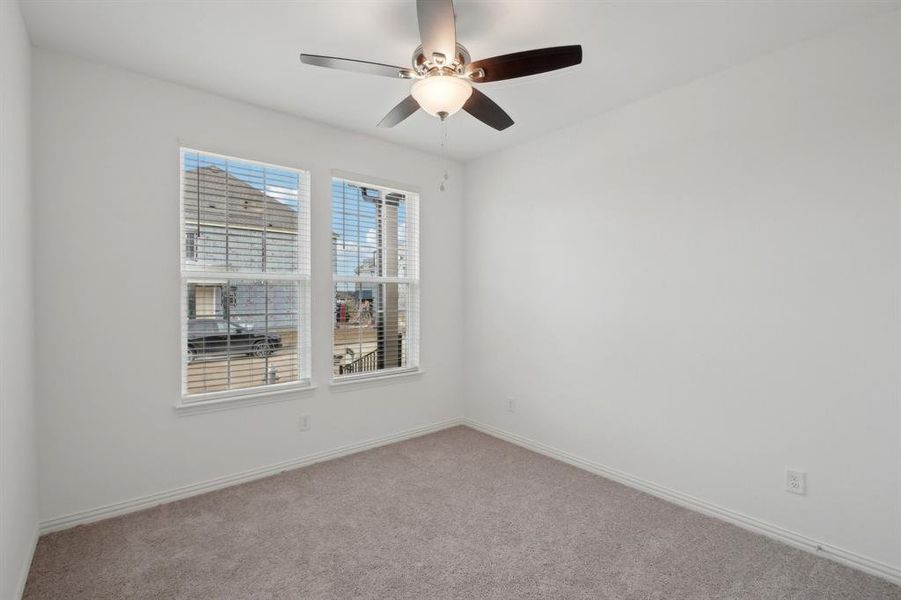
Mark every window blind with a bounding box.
[332,178,420,379]
[181,149,311,399]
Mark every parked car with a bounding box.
[186,319,281,362]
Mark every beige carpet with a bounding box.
[24,426,900,599]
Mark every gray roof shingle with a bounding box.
[184,166,298,231]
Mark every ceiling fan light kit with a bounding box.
[411,75,472,118]
[299,0,582,132]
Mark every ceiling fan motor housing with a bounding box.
[412,43,471,77]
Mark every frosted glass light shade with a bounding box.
[411,76,473,117]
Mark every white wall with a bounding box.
[0,0,38,598]
[32,50,463,524]
[463,11,901,572]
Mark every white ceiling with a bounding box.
[20,0,900,160]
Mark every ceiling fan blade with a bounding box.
[463,88,513,131]
[467,45,582,83]
[417,0,457,64]
[300,54,411,79]
[378,96,421,128]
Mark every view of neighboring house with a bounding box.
[183,164,299,331]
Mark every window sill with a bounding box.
[175,382,316,416]
[330,368,424,391]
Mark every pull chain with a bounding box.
[439,116,449,192]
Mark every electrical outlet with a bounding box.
[299,414,311,432]
[506,397,515,413]
[786,469,806,495]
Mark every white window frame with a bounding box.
[331,174,421,384]
[178,147,312,409]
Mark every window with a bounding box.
[180,149,310,401]
[185,231,197,261]
[332,177,419,380]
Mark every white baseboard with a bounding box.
[15,523,39,599]
[39,417,463,535]
[463,418,901,587]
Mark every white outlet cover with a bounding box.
[785,469,806,495]
[299,415,311,431]
[506,398,515,413]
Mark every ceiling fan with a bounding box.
[300,0,582,131]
